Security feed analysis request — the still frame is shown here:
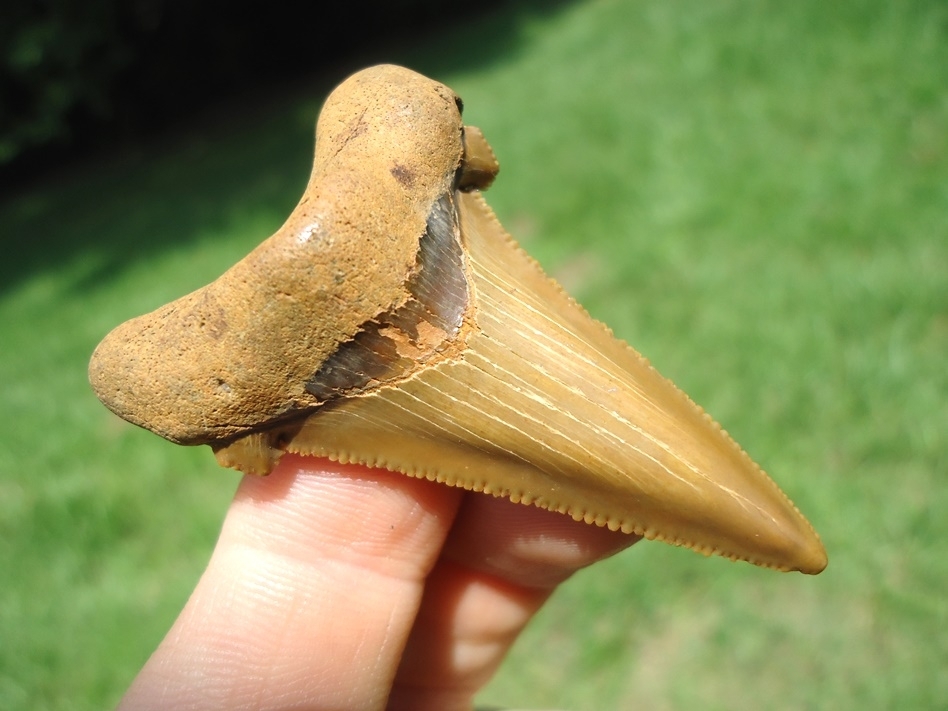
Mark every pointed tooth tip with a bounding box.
[722,515,827,574]
[782,533,829,575]
[758,496,829,574]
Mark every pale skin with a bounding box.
[117,455,640,711]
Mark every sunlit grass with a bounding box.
[1,0,946,708]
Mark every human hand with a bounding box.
[117,455,639,710]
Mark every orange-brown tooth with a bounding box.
[89,64,827,574]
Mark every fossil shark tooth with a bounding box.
[89,64,827,575]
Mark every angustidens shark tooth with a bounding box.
[89,64,827,574]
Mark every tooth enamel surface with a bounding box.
[285,191,827,574]
[88,64,826,575]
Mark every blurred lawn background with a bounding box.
[2,0,946,708]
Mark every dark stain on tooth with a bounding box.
[390,163,415,187]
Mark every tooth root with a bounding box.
[286,191,827,575]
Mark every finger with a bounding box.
[388,492,640,709]
[118,455,463,711]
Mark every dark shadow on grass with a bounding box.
[0,0,577,302]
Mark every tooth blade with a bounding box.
[287,191,827,574]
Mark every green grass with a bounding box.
[2,0,946,708]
